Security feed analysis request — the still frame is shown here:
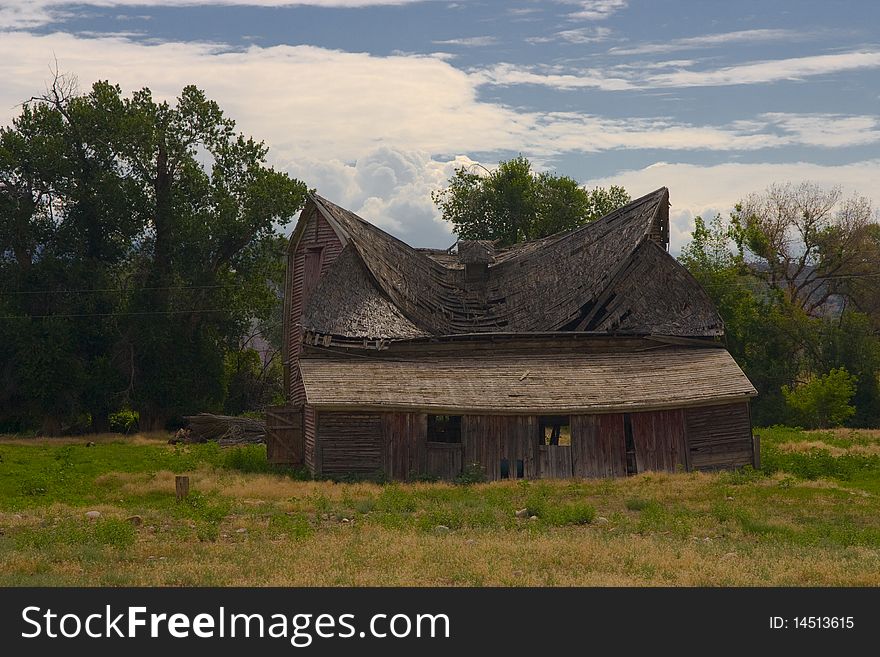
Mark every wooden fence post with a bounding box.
[175,475,190,501]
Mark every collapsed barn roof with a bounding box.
[294,187,724,340]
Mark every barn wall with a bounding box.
[685,402,753,470]
[383,412,427,480]
[462,415,537,481]
[630,408,688,473]
[316,412,384,477]
[571,413,627,478]
[308,403,753,480]
[286,205,345,406]
[304,405,317,473]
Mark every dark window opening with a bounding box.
[623,413,637,476]
[500,458,510,479]
[427,415,462,443]
[538,415,571,446]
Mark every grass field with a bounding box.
[1,426,880,586]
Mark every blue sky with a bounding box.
[1,0,878,250]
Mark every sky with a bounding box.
[1,0,878,251]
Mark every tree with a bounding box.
[0,76,307,433]
[680,206,880,428]
[431,155,630,246]
[679,214,811,424]
[733,182,876,315]
[782,367,857,429]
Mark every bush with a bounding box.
[455,463,487,485]
[109,408,139,434]
[782,367,857,429]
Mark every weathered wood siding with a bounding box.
[425,443,463,480]
[462,415,537,481]
[571,413,627,478]
[383,412,427,480]
[265,406,303,465]
[304,405,317,472]
[306,403,753,480]
[286,205,344,407]
[538,445,572,478]
[630,408,688,473]
[317,412,383,477]
[685,402,753,470]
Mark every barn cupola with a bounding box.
[457,240,495,286]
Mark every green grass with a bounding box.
[0,427,879,586]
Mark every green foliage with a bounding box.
[625,497,651,511]
[223,348,283,415]
[678,210,880,427]
[782,367,857,429]
[0,78,307,432]
[109,408,139,434]
[432,155,629,246]
[454,462,487,485]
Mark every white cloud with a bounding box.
[7,31,870,162]
[648,50,880,88]
[526,26,611,45]
[283,147,473,247]
[3,31,879,248]
[585,160,880,253]
[609,29,810,56]
[432,36,498,47]
[477,49,880,91]
[0,0,428,30]
[559,0,627,21]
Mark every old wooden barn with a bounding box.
[268,187,758,480]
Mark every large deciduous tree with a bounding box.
[680,183,880,428]
[0,76,307,433]
[733,182,875,315]
[431,155,630,246]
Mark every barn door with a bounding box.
[266,405,304,465]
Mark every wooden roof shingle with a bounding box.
[297,187,724,340]
[299,347,757,413]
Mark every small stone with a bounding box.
[512,570,523,577]
[433,525,450,533]
[596,516,609,523]
[342,518,350,523]
[85,441,96,447]
[158,556,167,561]
[703,537,712,542]
[466,539,476,545]
[529,515,538,521]
[514,508,529,519]
[235,528,247,534]
[126,515,143,526]
[147,556,156,560]
[221,533,229,538]
[85,510,101,520]
[725,496,734,501]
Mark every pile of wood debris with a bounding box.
[174,413,266,447]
